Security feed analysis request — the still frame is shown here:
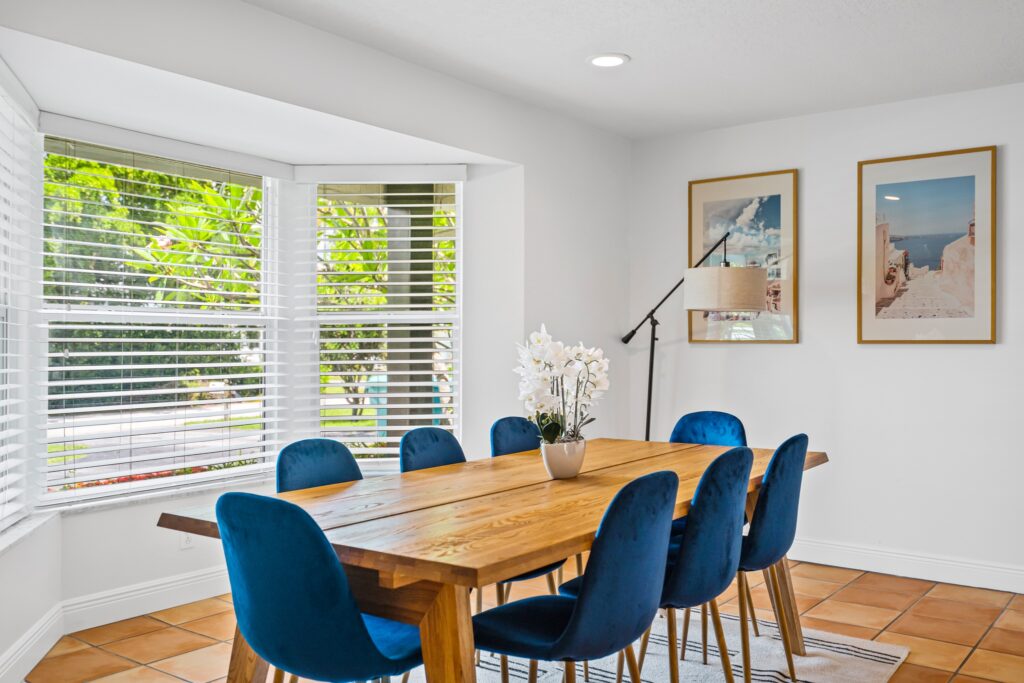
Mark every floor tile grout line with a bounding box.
[948,601,1012,681]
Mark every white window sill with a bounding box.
[43,458,401,517]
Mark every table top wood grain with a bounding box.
[158,438,827,589]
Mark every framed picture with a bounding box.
[858,146,996,343]
[688,169,798,343]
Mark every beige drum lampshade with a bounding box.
[683,266,768,312]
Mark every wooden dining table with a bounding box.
[158,438,828,682]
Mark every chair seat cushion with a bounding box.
[502,559,567,584]
[363,613,422,673]
[557,575,583,599]
[472,595,577,659]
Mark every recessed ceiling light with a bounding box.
[884,195,901,201]
[589,53,630,68]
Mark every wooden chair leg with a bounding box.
[768,564,798,682]
[528,660,539,683]
[666,607,680,683]
[583,659,589,681]
[615,650,624,683]
[623,644,642,683]
[762,567,781,626]
[546,572,558,594]
[501,653,509,683]
[637,622,653,672]
[401,673,410,683]
[742,572,759,637]
[272,670,284,683]
[701,602,709,664]
[575,554,584,576]
[288,675,297,683]
[565,660,577,683]
[737,572,752,683]
[709,599,735,683]
[496,583,506,606]
[777,557,806,656]
[680,607,691,661]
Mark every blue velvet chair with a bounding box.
[276,438,362,493]
[398,427,466,473]
[474,470,679,683]
[734,434,809,683]
[559,447,752,683]
[670,410,747,448]
[668,411,746,540]
[216,492,422,682]
[490,416,542,456]
[489,417,566,603]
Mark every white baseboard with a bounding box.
[791,537,1024,593]
[0,603,63,683]
[62,565,229,633]
[0,566,228,682]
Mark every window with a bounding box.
[40,139,278,502]
[0,90,37,530]
[316,183,460,458]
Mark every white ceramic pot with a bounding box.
[540,439,586,479]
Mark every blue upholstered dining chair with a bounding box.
[658,447,752,683]
[474,470,679,683]
[276,438,362,493]
[670,410,747,447]
[559,447,753,683]
[668,411,747,540]
[398,427,466,473]
[216,492,422,682]
[490,416,542,456]
[734,434,809,683]
[488,417,567,602]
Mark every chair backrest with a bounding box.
[552,471,679,661]
[741,434,808,571]
[276,438,362,493]
[399,427,466,472]
[663,447,754,608]
[490,416,541,457]
[670,410,747,447]
[216,492,393,681]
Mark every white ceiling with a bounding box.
[244,0,1024,138]
[0,27,496,166]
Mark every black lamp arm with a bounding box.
[620,231,730,344]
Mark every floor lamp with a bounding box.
[621,231,767,440]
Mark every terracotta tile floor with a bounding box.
[28,561,1024,682]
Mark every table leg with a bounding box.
[420,583,477,682]
[226,625,269,683]
[775,557,806,656]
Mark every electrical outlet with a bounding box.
[180,533,195,550]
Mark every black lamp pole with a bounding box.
[621,231,731,440]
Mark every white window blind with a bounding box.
[316,183,460,458]
[41,138,279,502]
[0,90,37,530]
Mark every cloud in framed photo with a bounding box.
[703,194,782,254]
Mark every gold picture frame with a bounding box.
[688,169,799,343]
[857,146,996,343]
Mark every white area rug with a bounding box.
[406,610,909,682]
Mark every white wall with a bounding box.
[627,82,1024,591]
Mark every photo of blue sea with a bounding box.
[890,233,962,270]
[878,174,974,271]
